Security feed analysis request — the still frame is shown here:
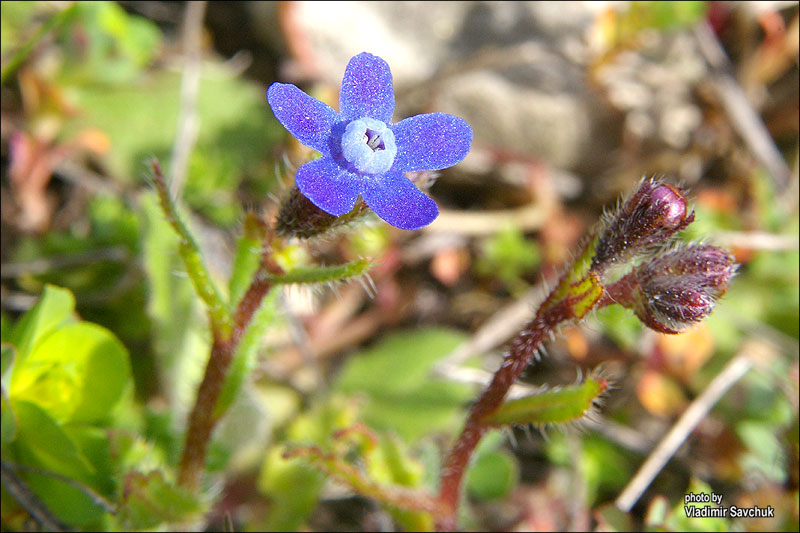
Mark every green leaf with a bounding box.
[736,420,787,483]
[1,343,15,377]
[268,258,374,286]
[10,322,131,425]
[333,329,475,442]
[9,399,95,481]
[1,385,17,444]
[8,284,75,362]
[9,403,106,528]
[116,470,206,529]
[481,374,608,427]
[466,449,518,501]
[465,430,519,502]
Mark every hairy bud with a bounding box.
[276,186,370,239]
[592,179,694,272]
[620,244,736,334]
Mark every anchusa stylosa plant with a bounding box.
[146,52,733,531]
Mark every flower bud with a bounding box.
[592,179,694,272]
[625,244,736,334]
[276,186,369,239]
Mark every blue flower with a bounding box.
[267,52,473,230]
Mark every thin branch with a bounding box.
[615,351,753,513]
[424,204,548,235]
[0,460,67,532]
[168,0,206,197]
[713,230,799,251]
[693,21,792,193]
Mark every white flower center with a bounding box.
[341,117,397,174]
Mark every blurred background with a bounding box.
[1,1,798,531]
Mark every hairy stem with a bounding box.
[437,301,570,529]
[436,238,602,530]
[177,234,283,489]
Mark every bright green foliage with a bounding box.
[11,322,130,424]
[621,1,707,31]
[260,446,327,532]
[333,329,476,442]
[2,285,208,530]
[481,374,607,427]
[7,285,75,360]
[7,285,131,425]
[0,345,16,442]
[1,286,133,527]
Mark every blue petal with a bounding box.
[391,113,473,172]
[339,52,394,123]
[295,158,360,216]
[267,83,338,156]
[362,171,439,230]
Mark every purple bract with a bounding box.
[267,52,473,230]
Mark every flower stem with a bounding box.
[436,238,602,530]
[178,244,283,489]
[150,159,232,338]
[436,302,570,529]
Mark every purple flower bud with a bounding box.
[592,179,694,271]
[618,244,736,334]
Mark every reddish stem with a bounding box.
[178,246,282,489]
[436,299,571,530]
